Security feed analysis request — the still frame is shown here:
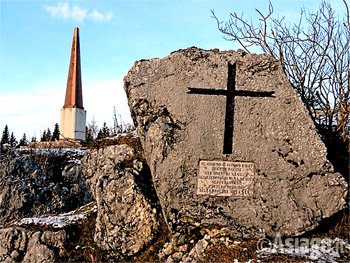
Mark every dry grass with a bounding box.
[204,241,310,262]
[57,212,105,262]
[132,215,171,263]
[306,208,349,239]
[203,209,349,263]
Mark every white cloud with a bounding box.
[0,78,132,139]
[45,2,112,23]
[88,10,113,22]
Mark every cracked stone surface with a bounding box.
[0,228,67,263]
[0,227,27,262]
[82,144,160,260]
[22,231,55,262]
[124,47,348,239]
[0,150,91,225]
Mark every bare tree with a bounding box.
[87,118,99,139]
[112,107,135,135]
[112,106,123,135]
[212,0,349,149]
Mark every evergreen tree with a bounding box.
[46,128,52,141]
[9,132,17,148]
[18,133,28,147]
[1,125,10,146]
[97,122,110,139]
[31,136,37,143]
[41,130,47,142]
[86,126,94,143]
[52,123,60,141]
[97,129,104,140]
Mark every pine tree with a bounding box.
[46,128,52,141]
[97,129,103,140]
[97,122,110,139]
[86,126,94,143]
[31,136,37,143]
[52,123,60,141]
[1,125,10,146]
[41,130,47,142]
[18,133,28,147]
[9,132,17,148]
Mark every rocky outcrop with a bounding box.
[82,138,162,260]
[0,149,90,225]
[0,148,97,262]
[0,137,168,262]
[124,47,348,239]
[0,202,97,262]
[0,227,27,262]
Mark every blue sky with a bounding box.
[0,0,343,139]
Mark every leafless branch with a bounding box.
[212,0,349,148]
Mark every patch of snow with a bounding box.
[17,147,86,156]
[14,202,97,229]
[16,214,86,228]
[68,159,81,165]
[119,131,138,139]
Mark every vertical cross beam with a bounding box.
[223,62,236,154]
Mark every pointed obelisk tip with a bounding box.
[74,27,79,35]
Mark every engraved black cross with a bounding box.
[188,62,275,154]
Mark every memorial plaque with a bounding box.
[197,160,255,197]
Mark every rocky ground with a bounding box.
[0,133,348,262]
[0,147,90,225]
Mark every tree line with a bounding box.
[0,118,134,151]
[0,123,60,149]
[85,107,134,142]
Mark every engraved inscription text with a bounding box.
[197,160,255,197]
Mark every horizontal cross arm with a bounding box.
[188,87,275,98]
[187,87,228,96]
[235,90,275,97]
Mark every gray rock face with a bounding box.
[22,231,55,262]
[0,150,90,224]
[82,143,161,260]
[0,228,68,263]
[0,227,27,262]
[0,138,164,262]
[124,47,348,238]
[0,201,98,262]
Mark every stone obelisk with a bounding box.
[60,27,86,141]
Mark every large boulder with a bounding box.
[124,47,348,239]
[82,141,161,260]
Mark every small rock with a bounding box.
[195,239,208,254]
